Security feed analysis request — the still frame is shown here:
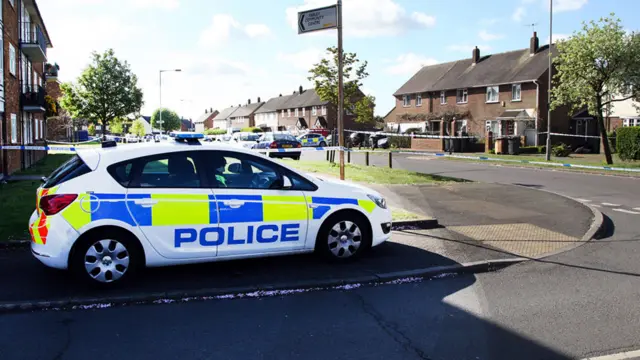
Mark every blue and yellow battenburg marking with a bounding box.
[58,193,376,231]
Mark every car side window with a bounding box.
[129,152,203,188]
[107,161,134,187]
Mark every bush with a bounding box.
[241,127,263,133]
[389,136,411,149]
[204,129,227,135]
[88,124,96,136]
[551,143,571,157]
[520,145,546,154]
[404,127,422,134]
[617,127,640,161]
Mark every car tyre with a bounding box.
[70,234,142,287]
[315,211,372,262]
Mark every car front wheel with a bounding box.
[316,212,372,261]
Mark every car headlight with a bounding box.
[367,194,387,209]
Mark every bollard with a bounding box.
[365,152,369,166]
[326,150,330,161]
[388,151,392,169]
[347,151,351,163]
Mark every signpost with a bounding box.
[298,1,345,180]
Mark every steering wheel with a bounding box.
[250,173,275,189]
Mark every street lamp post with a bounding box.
[159,69,182,134]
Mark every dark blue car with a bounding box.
[253,132,302,160]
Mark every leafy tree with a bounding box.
[151,108,181,132]
[60,49,143,140]
[110,118,124,135]
[308,46,375,125]
[551,14,640,164]
[129,119,147,137]
[88,123,96,136]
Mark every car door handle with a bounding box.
[223,200,245,208]
[134,199,159,207]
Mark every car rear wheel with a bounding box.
[316,212,371,261]
[71,236,140,286]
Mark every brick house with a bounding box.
[211,106,239,130]
[180,118,194,132]
[254,93,294,132]
[1,0,53,178]
[228,98,264,130]
[388,33,577,151]
[193,108,219,133]
[604,96,640,131]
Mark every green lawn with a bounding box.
[390,208,424,221]
[0,154,76,241]
[280,159,464,184]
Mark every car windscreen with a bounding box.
[274,134,297,141]
[239,134,261,141]
[43,155,91,188]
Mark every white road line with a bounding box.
[612,208,640,215]
[581,349,640,360]
[602,203,622,207]
[576,198,592,202]
[634,208,640,211]
[591,204,602,208]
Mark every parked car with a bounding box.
[253,132,302,160]
[297,133,327,147]
[232,132,262,149]
[125,134,139,143]
[369,133,389,150]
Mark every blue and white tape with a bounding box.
[0,145,342,154]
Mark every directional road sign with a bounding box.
[298,5,337,34]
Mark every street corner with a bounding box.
[0,228,510,313]
[419,182,605,259]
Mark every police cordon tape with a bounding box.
[344,129,478,139]
[2,144,639,173]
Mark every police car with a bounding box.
[29,133,392,285]
[297,133,327,147]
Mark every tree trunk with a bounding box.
[596,97,613,165]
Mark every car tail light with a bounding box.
[296,143,302,148]
[40,194,78,216]
[270,142,278,149]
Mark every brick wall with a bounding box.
[3,0,21,175]
[411,138,444,151]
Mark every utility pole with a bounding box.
[545,0,553,161]
[337,0,345,180]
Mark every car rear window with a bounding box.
[43,155,91,188]
[274,134,296,141]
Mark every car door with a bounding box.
[203,150,309,257]
[124,151,219,259]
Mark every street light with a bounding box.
[159,69,182,134]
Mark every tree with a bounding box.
[129,119,147,137]
[151,108,181,133]
[110,118,124,135]
[88,123,96,136]
[308,46,375,125]
[551,14,640,164]
[60,49,143,140]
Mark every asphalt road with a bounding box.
[0,152,638,359]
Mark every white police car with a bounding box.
[297,133,327,147]
[29,133,392,285]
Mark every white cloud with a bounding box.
[199,14,271,48]
[447,44,492,53]
[276,48,328,71]
[131,0,179,9]
[478,30,505,41]
[479,18,500,26]
[550,33,570,43]
[512,7,526,22]
[285,0,436,37]
[553,0,588,12]
[385,53,438,75]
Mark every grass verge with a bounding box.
[280,159,464,184]
[0,154,74,241]
[391,208,424,221]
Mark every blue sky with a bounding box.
[39,0,639,119]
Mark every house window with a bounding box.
[321,106,327,115]
[312,106,317,115]
[9,0,14,7]
[403,95,410,107]
[486,86,499,103]
[512,84,521,101]
[440,91,446,104]
[416,95,422,107]
[35,119,39,139]
[455,120,468,135]
[287,109,291,117]
[295,108,299,117]
[427,121,441,135]
[9,44,16,76]
[486,120,498,135]
[302,108,305,116]
[623,118,640,127]
[281,110,285,118]
[10,114,17,143]
[456,89,468,104]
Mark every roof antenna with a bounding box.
[525,22,538,33]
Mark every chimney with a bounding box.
[210,107,213,113]
[248,98,251,104]
[257,97,261,103]
[530,31,539,55]
[299,85,303,94]
[279,94,282,97]
[472,46,480,64]
[205,109,208,114]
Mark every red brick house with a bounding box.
[228,98,264,130]
[194,108,219,133]
[1,0,53,178]
[388,33,578,151]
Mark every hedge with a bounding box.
[203,129,227,135]
[617,126,640,161]
[241,127,263,133]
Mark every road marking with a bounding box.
[581,348,640,360]
[634,208,640,211]
[576,198,592,202]
[602,203,622,207]
[612,208,640,215]
[591,204,602,208]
